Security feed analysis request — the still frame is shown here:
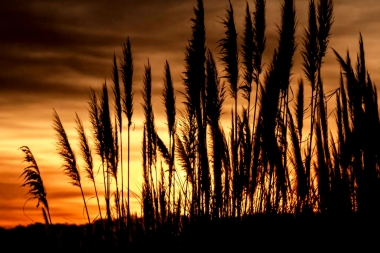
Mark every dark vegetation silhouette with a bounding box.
[8,0,380,250]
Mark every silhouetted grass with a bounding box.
[121,36,134,222]
[17,0,380,250]
[52,110,91,224]
[19,146,52,226]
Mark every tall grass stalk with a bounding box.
[100,83,122,222]
[251,0,266,139]
[88,88,112,224]
[75,113,103,221]
[52,109,91,224]
[247,0,266,214]
[218,0,239,217]
[161,60,176,219]
[141,59,158,233]
[206,49,225,217]
[112,53,125,220]
[241,2,254,119]
[182,0,208,217]
[121,37,134,222]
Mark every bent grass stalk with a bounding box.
[19,146,52,225]
[52,109,91,224]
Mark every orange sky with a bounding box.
[1,0,380,228]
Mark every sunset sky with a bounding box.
[1,0,380,228]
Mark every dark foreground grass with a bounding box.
[13,0,380,252]
[1,214,379,252]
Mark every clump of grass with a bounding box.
[182,0,208,217]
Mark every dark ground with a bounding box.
[1,214,378,252]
